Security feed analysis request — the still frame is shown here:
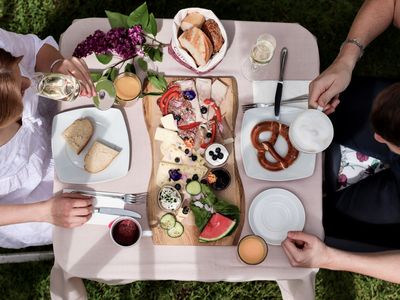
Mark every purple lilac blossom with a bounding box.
[73,25,145,59]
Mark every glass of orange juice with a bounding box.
[113,72,142,106]
[237,235,268,265]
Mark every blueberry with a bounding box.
[200,106,208,114]
[184,149,190,155]
[216,147,221,153]
[206,132,212,138]
[182,206,190,214]
[175,157,180,163]
[173,114,181,121]
[186,178,192,184]
[209,151,214,156]
[191,155,198,161]
[212,155,218,161]
[218,152,224,159]
[183,90,196,100]
[175,184,181,190]
[192,174,199,181]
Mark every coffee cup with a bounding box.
[289,107,334,153]
[109,216,142,247]
[114,72,142,106]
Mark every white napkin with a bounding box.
[63,189,124,226]
[252,80,310,109]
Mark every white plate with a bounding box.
[241,106,316,181]
[249,188,305,245]
[52,107,130,184]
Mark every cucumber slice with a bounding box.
[186,180,202,195]
[167,221,184,238]
[160,213,176,230]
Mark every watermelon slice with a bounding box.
[199,213,236,242]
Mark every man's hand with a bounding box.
[45,193,93,228]
[281,231,332,268]
[309,58,353,114]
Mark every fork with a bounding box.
[242,94,309,113]
[71,190,148,204]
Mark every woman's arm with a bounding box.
[0,193,93,228]
[35,44,96,97]
[282,231,400,284]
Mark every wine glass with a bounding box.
[33,72,80,102]
[241,33,277,81]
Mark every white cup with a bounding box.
[289,108,334,154]
[109,216,142,247]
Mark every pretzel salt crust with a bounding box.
[251,121,299,171]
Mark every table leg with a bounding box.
[276,269,318,300]
[50,261,87,300]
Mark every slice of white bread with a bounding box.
[62,118,94,155]
[84,141,120,173]
[181,12,205,31]
[178,27,213,67]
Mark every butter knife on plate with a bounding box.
[94,207,142,219]
[274,47,288,120]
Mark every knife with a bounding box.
[274,47,288,120]
[94,207,142,219]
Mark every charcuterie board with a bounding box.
[143,76,244,246]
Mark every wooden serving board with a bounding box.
[143,76,244,246]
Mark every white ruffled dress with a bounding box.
[0,28,58,248]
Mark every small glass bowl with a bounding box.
[157,185,183,213]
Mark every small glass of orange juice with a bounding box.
[237,235,268,265]
[113,72,142,106]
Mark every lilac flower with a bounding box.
[338,174,348,188]
[73,25,146,60]
[356,152,369,162]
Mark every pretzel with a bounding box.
[251,121,299,171]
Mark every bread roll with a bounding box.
[178,27,213,67]
[202,19,224,53]
[181,12,206,31]
[84,141,120,173]
[62,118,94,155]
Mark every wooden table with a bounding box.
[50,18,322,300]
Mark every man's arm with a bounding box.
[282,231,400,284]
[309,0,397,113]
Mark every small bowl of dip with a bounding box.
[205,143,229,167]
[114,72,142,106]
[289,109,334,154]
[158,185,183,213]
[237,235,268,265]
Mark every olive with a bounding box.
[206,132,212,138]
[174,114,181,121]
[175,157,180,163]
[191,155,198,161]
[184,148,190,154]
[212,155,218,161]
[208,151,214,156]
[182,206,190,214]
[175,184,181,190]
[186,178,192,184]
[201,179,208,184]
[216,147,221,153]
[218,152,224,159]
[192,174,199,181]
[200,106,208,114]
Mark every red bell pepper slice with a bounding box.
[178,122,201,131]
[158,85,180,113]
[203,98,222,122]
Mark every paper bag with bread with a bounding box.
[171,8,228,73]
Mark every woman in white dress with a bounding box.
[0,28,95,248]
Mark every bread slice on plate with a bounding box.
[62,118,94,154]
[178,27,213,66]
[84,141,120,173]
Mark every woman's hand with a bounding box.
[52,57,96,97]
[309,58,353,114]
[45,193,93,228]
[281,231,332,268]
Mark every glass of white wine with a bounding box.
[241,33,277,81]
[33,73,80,102]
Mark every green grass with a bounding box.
[1,0,400,299]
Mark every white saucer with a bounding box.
[248,188,305,245]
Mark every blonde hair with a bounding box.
[0,49,23,128]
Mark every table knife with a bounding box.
[274,47,288,120]
[94,207,142,219]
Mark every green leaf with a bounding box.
[127,2,149,28]
[124,63,136,74]
[90,72,102,83]
[153,47,163,62]
[145,13,157,35]
[109,67,119,81]
[158,74,167,90]
[105,10,128,28]
[92,95,100,108]
[96,53,112,64]
[147,74,164,91]
[137,58,148,71]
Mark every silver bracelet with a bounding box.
[340,38,365,59]
[50,58,64,73]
